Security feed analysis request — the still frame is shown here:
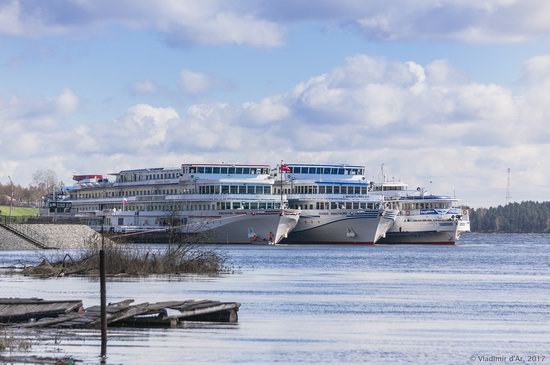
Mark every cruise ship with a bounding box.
[65,164,300,244]
[371,180,470,244]
[272,163,396,244]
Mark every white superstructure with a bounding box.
[65,164,300,244]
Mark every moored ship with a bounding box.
[273,163,396,244]
[64,164,300,244]
[371,181,470,244]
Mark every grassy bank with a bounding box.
[0,206,38,217]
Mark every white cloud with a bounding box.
[56,88,79,115]
[179,69,216,95]
[0,0,23,35]
[242,97,290,125]
[0,0,283,47]
[4,1,550,44]
[5,54,550,206]
[131,80,157,94]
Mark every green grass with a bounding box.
[0,205,38,217]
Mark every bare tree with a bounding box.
[31,169,63,200]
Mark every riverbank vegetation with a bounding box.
[21,233,229,277]
[469,201,550,233]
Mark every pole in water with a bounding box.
[100,223,107,359]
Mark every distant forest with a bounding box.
[469,201,550,233]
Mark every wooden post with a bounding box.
[100,224,107,359]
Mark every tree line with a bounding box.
[469,201,550,233]
[0,169,63,207]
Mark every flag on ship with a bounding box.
[280,163,291,172]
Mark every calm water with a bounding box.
[1,233,549,365]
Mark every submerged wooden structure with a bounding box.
[0,298,240,328]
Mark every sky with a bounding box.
[2,0,550,207]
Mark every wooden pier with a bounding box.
[0,298,240,328]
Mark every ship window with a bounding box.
[294,167,301,173]
[319,186,326,194]
[229,167,235,174]
[259,202,267,209]
[354,187,360,194]
[243,168,250,174]
[232,202,240,209]
[263,186,270,194]
[250,168,257,174]
[242,202,249,209]
[338,169,344,175]
[236,167,243,174]
[267,203,273,209]
[309,167,315,174]
[251,202,258,209]
[189,167,196,174]
[247,186,254,194]
[346,202,352,209]
[334,186,340,194]
[307,186,313,194]
[361,187,367,194]
[239,186,246,194]
[326,186,333,194]
[323,168,330,174]
[212,167,219,174]
[275,203,281,209]
[230,186,237,194]
[205,167,212,173]
[220,167,228,174]
[353,202,359,209]
[316,168,322,174]
[360,202,366,209]
[197,167,204,173]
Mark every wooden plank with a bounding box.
[19,313,82,328]
[0,301,83,322]
[163,303,239,319]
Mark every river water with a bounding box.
[1,233,549,365]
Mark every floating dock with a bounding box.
[0,298,240,328]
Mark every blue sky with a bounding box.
[2,0,550,207]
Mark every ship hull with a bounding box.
[281,210,394,245]
[104,209,300,244]
[378,218,461,245]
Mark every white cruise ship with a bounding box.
[371,181,470,244]
[272,164,396,244]
[65,164,300,244]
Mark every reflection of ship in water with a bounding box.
[273,163,396,244]
[371,181,470,245]
[59,164,300,244]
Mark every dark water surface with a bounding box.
[1,233,549,364]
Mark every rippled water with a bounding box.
[1,233,549,365]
